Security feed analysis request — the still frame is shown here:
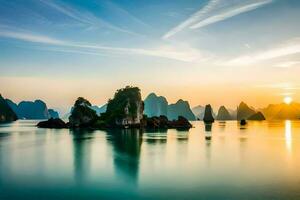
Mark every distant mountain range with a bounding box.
[144,93,196,120]
[5,99,59,119]
[261,102,300,120]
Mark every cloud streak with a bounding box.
[190,0,273,29]
[38,0,139,36]
[163,0,221,39]
[0,28,207,62]
[223,40,300,66]
[163,0,273,39]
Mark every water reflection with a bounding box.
[285,120,292,152]
[107,129,142,184]
[71,129,94,183]
[205,123,212,141]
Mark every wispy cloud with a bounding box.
[223,39,300,66]
[0,28,208,62]
[38,0,139,36]
[163,0,221,39]
[163,0,273,39]
[190,0,273,29]
[274,61,300,68]
[0,30,65,45]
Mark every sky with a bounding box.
[0,0,300,114]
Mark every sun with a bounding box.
[283,96,292,104]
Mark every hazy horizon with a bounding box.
[1,0,300,113]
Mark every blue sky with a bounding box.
[0,0,300,114]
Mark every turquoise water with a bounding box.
[0,120,300,199]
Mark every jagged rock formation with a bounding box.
[37,86,194,130]
[237,102,256,120]
[261,103,300,120]
[0,94,17,123]
[144,93,168,117]
[48,109,59,119]
[69,97,98,127]
[167,99,196,120]
[104,86,144,127]
[37,118,68,128]
[203,104,214,123]
[216,106,232,120]
[6,99,59,119]
[248,112,266,120]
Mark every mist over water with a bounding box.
[0,120,300,199]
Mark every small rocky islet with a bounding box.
[37,86,193,130]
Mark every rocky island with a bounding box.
[37,86,192,130]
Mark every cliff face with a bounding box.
[167,99,196,120]
[105,86,144,126]
[216,106,232,120]
[237,102,256,120]
[0,95,17,123]
[203,104,214,123]
[144,93,168,117]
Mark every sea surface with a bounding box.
[0,120,300,200]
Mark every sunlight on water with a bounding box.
[0,120,300,199]
[285,120,292,153]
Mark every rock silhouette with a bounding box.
[216,106,232,120]
[248,112,265,120]
[144,93,168,117]
[237,102,256,120]
[37,118,68,128]
[167,99,196,120]
[203,104,215,123]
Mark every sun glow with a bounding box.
[284,96,292,104]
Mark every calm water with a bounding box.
[0,120,300,200]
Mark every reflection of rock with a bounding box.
[205,123,212,132]
[216,106,232,120]
[248,112,266,120]
[0,94,17,123]
[37,118,68,128]
[71,129,93,183]
[108,129,142,184]
[203,104,215,123]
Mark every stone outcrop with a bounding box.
[104,86,144,127]
[237,102,256,120]
[37,118,68,128]
[0,94,18,123]
[167,99,196,121]
[143,115,192,130]
[69,97,98,127]
[203,104,214,123]
[216,106,232,120]
[248,112,266,120]
[144,93,168,117]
